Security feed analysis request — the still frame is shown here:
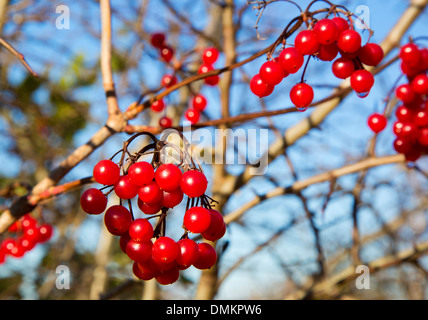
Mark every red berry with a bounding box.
[317,43,339,61]
[201,209,226,241]
[150,33,166,48]
[192,94,207,112]
[395,105,414,122]
[250,74,274,98]
[331,17,349,35]
[332,57,355,79]
[38,224,53,242]
[193,243,217,270]
[367,113,387,133]
[176,238,199,270]
[399,43,421,67]
[294,30,320,55]
[350,70,374,94]
[114,175,139,200]
[418,128,428,146]
[126,239,152,262]
[160,46,174,63]
[314,19,339,45]
[395,84,416,104]
[161,74,177,88]
[185,109,200,124]
[358,43,384,66]
[150,99,165,112]
[137,198,162,215]
[420,48,428,70]
[198,64,219,86]
[400,61,422,77]
[128,161,155,187]
[202,47,219,65]
[278,47,304,74]
[161,188,184,208]
[152,236,180,264]
[104,205,133,236]
[93,160,120,186]
[128,218,153,242]
[24,226,40,243]
[138,181,163,204]
[119,232,131,253]
[159,116,172,128]
[155,266,180,285]
[290,83,314,110]
[337,30,361,53]
[395,122,419,140]
[155,163,182,191]
[413,109,428,127]
[393,137,413,154]
[180,170,208,198]
[19,237,35,252]
[133,261,157,281]
[183,207,211,234]
[259,60,285,86]
[411,74,428,95]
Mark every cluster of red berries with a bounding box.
[80,155,226,285]
[391,42,428,161]
[250,16,383,111]
[149,32,221,128]
[0,214,53,263]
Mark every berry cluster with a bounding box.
[80,132,226,285]
[149,33,221,128]
[250,15,383,111]
[391,42,428,161]
[0,214,53,263]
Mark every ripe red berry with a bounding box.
[395,84,416,104]
[128,161,155,187]
[104,205,133,236]
[126,239,153,262]
[202,47,219,64]
[160,46,174,63]
[350,70,374,94]
[332,57,355,79]
[317,43,339,61]
[180,170,208,198]
[159,116,172,128]
[314,19,339,45]
[150,99,165,112]
[278,47,304,74]
[150,33,166,48]
[119,232,131,253]
[358,43,384,66]
[176,238,199,270]
[399,43,421,67]
[133,261,157,281]
[183,207,211,234]
[337,30,361,53]
[193,243,217,270]
[367,113,387,133]
[418,128,428,146]
[24,226,40,243]
[128,218,153,242]
[192,94,207,112]
[137,198,162,215]
[250,74,274,98]
[290,83,314,110]
[394,122,418,140]
[155,266,180,285]
[411,74,428,95]
[161,74,177,88]
[294,29,320,55]
[413,109,428,127]
[201,209,226,241]
[259,60,285,86]
[394,137,413,154]
[93,160,120,186]
[152,236,180,264]
[161,188,184,208]
[198,64,219,86]
[331,17,349,35]
[138,181,163,204]
[185,109,200,124]
[155,163,182,191]
[80,188,107,215]
[395,105,414,122]
[114,175,139,200]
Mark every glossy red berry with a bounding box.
[24,226,40,243]
[80,188,107,215]
[201,209,226,241]
[192,94,207,112]
[114,175,139,199]
[128,162,155,187]
[411,74,428,95]
[317,43,339,61]
[395,105,414,122]
[202,47,219,64]
[126,239,152,262]
[367,113,387,133]
[314,19,339,45]
[133,261,157,281]
[151,33,166,48]
[294,30,320,55]
[290,83,314,110]
[150,99,165,112]
[161,188,184,208]
[394,137,413,154]
[198,64,219,86]
[155,266,180,285]
[176,238,199,270]
[278,47,304,74]
[183,207,211,233]
[93,160,120,186]
[185,109,200,124]
[138,181,163,204]
[337,30,361,53]
[152,236,180,264]
[331,17,349,35]
[350,70,374,94]
[395,84,416,104]
[119,232,131,253]
[358,43,384,66]
[250,74,274,98]
[418,128,428,146]
[413,109,428,127]
[332,57,355,79]
[193,243,217,270]
[180,170,208,198]
[155,163,182,191]
[161,74,177,88]
[259,60,285,86]
[128,218,153,242]
[104,205,133,236]
[137,198,162,215]
[160,46,174,63]
[399,43,421,67]
[159,116,172,128]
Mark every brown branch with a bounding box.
[0,37,38,77]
